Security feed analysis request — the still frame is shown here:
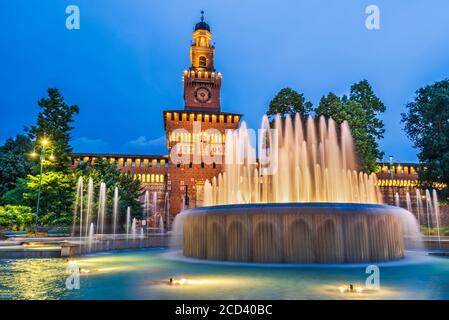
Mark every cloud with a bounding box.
[128,135,166,147]
[71,137,109,153]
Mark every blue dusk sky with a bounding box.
[1,0,449,162]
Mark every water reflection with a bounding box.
[0,249,448,300]
[0,259,68,300]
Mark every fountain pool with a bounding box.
[1,248,449,300]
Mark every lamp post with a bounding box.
[31,138,54,230]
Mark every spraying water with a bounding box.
[153,192,158,216]
[85,178,94,237]
[126,207,131,239]
[131,218,137,240]
[97,182,107,235]
[202,115,381,206]
[159,215,164,234]
[425,189,433,236]
[164,191,170,229]
[432,189,441,245]
[416,189,423,226]
[73,176,83,238]
[395,192,400,207]
[143,189,150,226]
[112,187,119,236]
[406,192,412,213]
[88,222,94,252]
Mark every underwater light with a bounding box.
[168,277,218,286]
[338,284,364,294]
[170,278,188,285]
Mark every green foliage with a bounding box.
[0,135,34,198]
[420,225,449,236]
[0,205,35,230]
[402,79,449,198]
[75,159,144,224]
[315,80,385,173]
[267,88,313,121]
[27,88,79,172]
[24,172,76,225]
[315,92,344,122]
[349,80,386,142]
[0,178,28,206]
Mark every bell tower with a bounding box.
[183,11,221,112]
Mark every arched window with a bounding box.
[199,56,207,67]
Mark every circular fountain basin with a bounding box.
[181,203,407,264]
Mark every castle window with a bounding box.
[189,162,193,168]
[201,162,205,168]
[213,162,216,169]
[199,56,207,68]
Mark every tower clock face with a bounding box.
[194,87,211,103]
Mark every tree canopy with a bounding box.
[315,82,385,174]
[402,79,449,198]
[27,88,79,171]
[0,134,34,198]
[267,82,386,173]
[1,88,144,227]
[267,88,313,121]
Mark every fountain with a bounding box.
[416,189,423,225]
[153,192,157,217]
[432,189,441,245]
[406,192,412,214]
[85,178,94,237]
[112,187,119,236]
[126,207,131,239]
[73,176,83,238]
[96,182,106,235]
[395,192,400,207]
[177,114,421,264]
[131,218,137,240]
[159,216,164,234]
[87,222,94,252]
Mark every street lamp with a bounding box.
[30,137,55,230]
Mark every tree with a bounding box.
[27,88,79,171]
[23,172,76,225]
[0,205,34,230]
[0,134,34,198]
[0,178,29,206]
[402,79,449,197]
[315,92,345,123]
[316,85,385,173]
[349,80,386,143]
[267,88,313,121]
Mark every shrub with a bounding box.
[0,205,35,230]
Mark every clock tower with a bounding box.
[183,11,221,112]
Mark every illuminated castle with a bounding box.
[72,12,425,226]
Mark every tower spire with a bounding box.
[201,10,204,22]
